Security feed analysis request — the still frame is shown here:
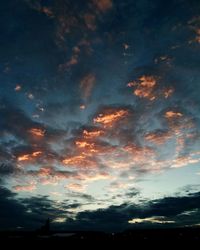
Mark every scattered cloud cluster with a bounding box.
[1,97,199,198]
[127,76,174,101]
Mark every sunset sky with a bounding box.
[0,0,200,231]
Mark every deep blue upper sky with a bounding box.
[0,0,200,231]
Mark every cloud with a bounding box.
[27,166,79,186]
[128,76,157,101]
[62,154,98,169]
[127,75,174,101]
[0,98,199,201]
[28,128,46,138]
[0,180,200,231]
[124,188,140,198]
[84,14,96,31]
[171,154,200,168]
[82,128,104,139]
[25,0,55,18]
[0,186,65,230]
[64,191,200,231]
[78,171,111,183]
[17,151,42,162]
[13,182,37,192]
[14,84,22,92]
[25,0,112,75]
[145,129,172,145]
[188,16,200,44]
[109,181,131,191]
[0,100,65,145]
[80,73,96,102]
[66,183,87,192]
[1,0,199,231]
[58,52,79,71]
[0,163,18,176]
[93,106,132,128]
[128,216,175,225]
[165,111,183,119]
[65,192,96,202]
[92,0,113,13]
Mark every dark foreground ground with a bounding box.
[0,227,200,241]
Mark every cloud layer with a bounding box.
[0,0,200,230]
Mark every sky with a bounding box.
[0,0,200,232]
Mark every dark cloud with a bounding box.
[0,182,200,231]
[0,186,37,230]
[64,191,200,231]
[0,99,65,143]
[66,192,96,202]
[125,188,140,198]
[0,163,18,176]
[0,185,77,230]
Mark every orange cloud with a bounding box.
[74,140,100,155]
[75,140,96,150]
[32,151,42,157]
[17,151,42,162]
[76,141,90,148]
[14,182,36,192]
[171,155,200,168]
[62,155,97,169]
[67,55,79,66]
[165,111,183,119]
[63,155,85,165]
[37,167,52,177]
[139,76,156,88]
[127,76,174,100]
[17,154,30,162]
[94,109,129,128]
[66,183,86,192]
[73,134,116,159]
[100,143,157,171]
[29,128,45,137]
[124,144,154,155]
[128,76,157,101]
[83,129,104,139]
[15,85,22,91]
[145,131,172,145]
[79,172,111,182]
[80,73,96,101]
[92,0,113,12]
[123,144,156,165]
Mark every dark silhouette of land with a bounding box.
[38,218,50,234]
[0,220,200,241]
